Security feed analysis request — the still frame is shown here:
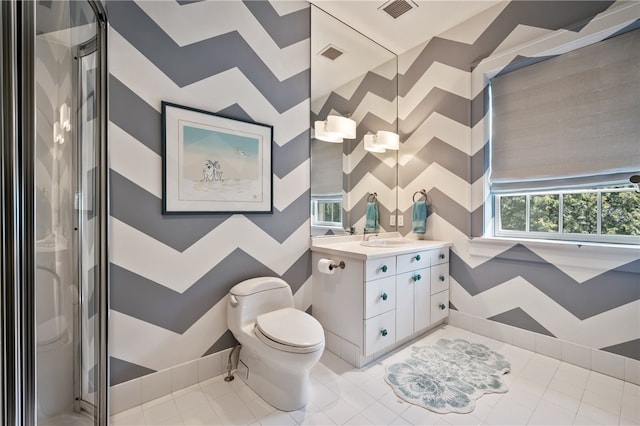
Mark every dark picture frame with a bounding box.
[162,102,273,214]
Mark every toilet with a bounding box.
[227,277,325,411]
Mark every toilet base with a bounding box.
[237,345,312,412]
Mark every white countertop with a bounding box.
[311,232,451,260]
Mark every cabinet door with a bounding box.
[395,271,415,342]
[431,290,449,323]
[364,310,396,356]
[430,263,449,295]
[414,270,431,332]
[364,276,395,319]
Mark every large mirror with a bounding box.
[310,5,398,236]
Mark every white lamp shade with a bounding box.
[326,115,356,139]
[364,133,385,153]
[314,121,343,143]
[377,130,399,150]
[60,103,70,132]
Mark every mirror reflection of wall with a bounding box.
[310,5,398,236]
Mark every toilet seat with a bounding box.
[255,308,324,354]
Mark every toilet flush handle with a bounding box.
[229,294,239,307]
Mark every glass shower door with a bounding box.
[76,42,99,411]
[2,0,106,424]
[33,1,107,424]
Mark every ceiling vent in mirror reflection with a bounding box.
[314,115,356,143]
[319,44,344,61]
[380,0,416,19]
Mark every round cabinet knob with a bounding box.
[439,303,446,310]
[413,274,421,281]
[381,292,388,301]
[414,255,421,261]
[380,329,388,337]
[439,275,446,282]
[439,253,446,260]
[381,265,388,273]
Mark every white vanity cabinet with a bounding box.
[311,236,451,368]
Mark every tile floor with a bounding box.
[110,325,640,426]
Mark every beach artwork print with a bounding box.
[162,102,272,214]
[179,122,262,203]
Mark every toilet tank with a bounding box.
[228,277,294,327]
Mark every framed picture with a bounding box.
[162,102,273,214]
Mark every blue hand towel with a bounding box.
[412,200,427,234]
[365,202,379,230]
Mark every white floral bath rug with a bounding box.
[385,338,511,414]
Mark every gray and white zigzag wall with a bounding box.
[106,0,311,386]
[397,0,640,364]
[311,60,398,232]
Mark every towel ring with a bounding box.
[367,192,377,203]
[413,189,427,203]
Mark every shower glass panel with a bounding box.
[77,46,99,408]
[35,1,104,424]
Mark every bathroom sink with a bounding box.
[360,239,414,248]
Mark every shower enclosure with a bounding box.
[1,1,108,424]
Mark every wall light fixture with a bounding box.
[364,130,399,153]
[376,130,399,150]
[314,114,356,142]
[314,120,343,143]
[364,132,386,153]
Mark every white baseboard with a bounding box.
[447,310,640,386]
[109,347,233,415]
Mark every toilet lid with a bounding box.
[255,308,324,350]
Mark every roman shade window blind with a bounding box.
[490,28,640,192]
[311,140,342,195]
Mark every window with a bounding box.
[489,28,639,244]
[311,194,343,228]
[495,185,640,244]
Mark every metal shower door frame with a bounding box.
[0,1,109,424]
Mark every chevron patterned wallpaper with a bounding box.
[311,60,398,233]
[396,0,640,366]
[106,0,639,388]
[106,0,312,385]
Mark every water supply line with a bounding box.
[224,344,241,382]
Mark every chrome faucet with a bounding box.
[363,228,378,241]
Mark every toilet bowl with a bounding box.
[227,277,325,411]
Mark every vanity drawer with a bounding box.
[430,263,449,295]
[365,257,396,281]
[431,290,449,323]
[431,248,449,265]
[364,310,396,356]
[364,276,396,319]
[396,251,430,274]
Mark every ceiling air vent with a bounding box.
[381,0,415,19]
[319,45,344,61]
